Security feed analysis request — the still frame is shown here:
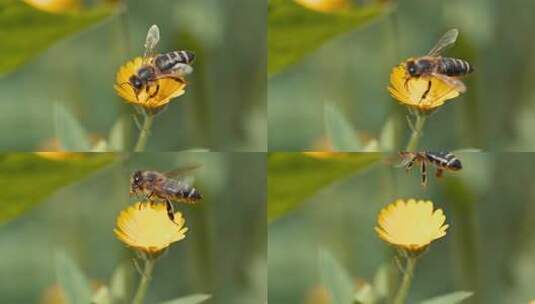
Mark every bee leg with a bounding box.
[420,80,432,102]
[142,192,154,205]
[435,168,444,178]
[406,156,416,171]
[165,200,175,222]
[147,83,160,98]
[420,161,427,187]
[404,77,411,90]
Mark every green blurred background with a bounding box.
[0,152,266,303]
[268,0,535,151]
[268,153,535,303]
[0,0,266,151]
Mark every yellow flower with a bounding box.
[294,0,351,13]
[23,0,79,13]
[114,57,186,109]
[388,64,460,111]
[114,202,188,254]
[375,199,448,252]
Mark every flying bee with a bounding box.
[404,28,473,98]
[120,24,196,100]
[129,165,202,221]
[399,152,462,187]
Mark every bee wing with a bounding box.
[143,24,160,64]
[163,163,202,179]
[426,28,459,56]
[431,72,467,93]
[152,65,193,84]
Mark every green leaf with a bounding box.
[109,261,133,303]
[372,263,390,299]
[0,0,114,75]
[108,116,128,152]
[379,115,396,151]
[268,0,388,75]
[420,291,474,304]
[324,102,360,151]
[159,294,212,304]
[54,103,92,151]
[319,249,354,304]
[55,250,93,304]
[0,153,116,224]
[268,153,381,222]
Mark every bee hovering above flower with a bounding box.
[129,164,203,222]
[399,152,462,187]
[119,24,196,101]
[404,28,473,96]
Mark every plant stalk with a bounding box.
[393,256,417,304]
[405,113,427,151]
[132,257,155,304]
[134,113,154,152]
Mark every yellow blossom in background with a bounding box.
[23,0,79,13]
[375,199,448,252]
[303,152,341,159]
[388,65,460,112]
[114,202,188,254]
[305,284,330,304]
[40,282,101,304]
[34,152,83,161]
[294,0,351,13]
[114,57,187,109]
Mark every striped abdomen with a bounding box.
[163,180,202,203]
[438,57,473,76]
[154,50,195,72]
[425,152,462,171]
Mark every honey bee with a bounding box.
[120,25,196,100]
[404,28,473,96]
[129,165,202,221]
[399,152,462,187]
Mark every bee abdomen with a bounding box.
[439,57,473,76]
[175,187,202,203]
[154,50,195,71]
[425,152,462,170]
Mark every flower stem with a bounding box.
[405,113,427,151]
[134,113,154,152]
[393,256,417,304]
[132,257,155,304]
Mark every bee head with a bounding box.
[130,170,144,194]
[406,60,420,77]
[129,75,144,91]
[450,159,463,171]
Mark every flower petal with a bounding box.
[375,199,449,252]
[114,202,188,254]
